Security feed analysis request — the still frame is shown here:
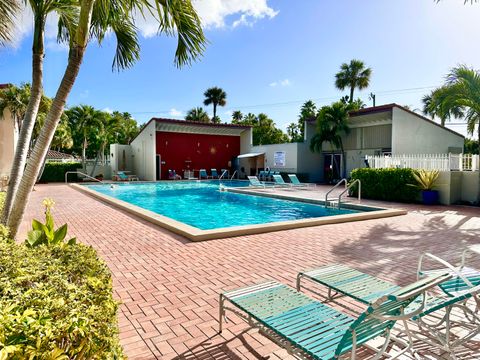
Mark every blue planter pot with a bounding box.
[422,190,439,205]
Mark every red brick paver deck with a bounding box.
[20,184,480,359]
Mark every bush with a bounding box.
[350,168,419,203]
[0,241,124,358]
[40,162,82,183]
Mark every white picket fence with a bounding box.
[366,153,479,171]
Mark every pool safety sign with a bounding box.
[274,151,286,167]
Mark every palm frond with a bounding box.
[0,0,21,46]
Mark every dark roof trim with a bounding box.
[130,117,251,144]
[349,103,465,138]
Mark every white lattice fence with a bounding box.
[366,154,479,171]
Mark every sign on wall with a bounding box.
[273,151,286,167]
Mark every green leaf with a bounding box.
[52,224,68,245]
[46,211,54,231]
[32,219,44,231]
[67,237,77,246]
[26,230,44,247]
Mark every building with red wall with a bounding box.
[127,118,252,180]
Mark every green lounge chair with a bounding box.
[211,169,219,179]
[272,174,295,188]
[247,176,267,188]
[297,256,480,356]
[199,169,210,179]
[116,171,139,181]
[219,274,450,359]
[288,174,316,188]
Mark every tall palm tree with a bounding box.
[335,59,372,103]
[6,0,206,237]
[67,105,103,168]
[310,101,353,178]
[0,0,20,46]
[426,65,480,203]
[203,87,227,119]
[1,0,78,225]
[185,107,210,122]
[0,83,30,131]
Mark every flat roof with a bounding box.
[153,117,251,129]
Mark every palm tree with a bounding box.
[0,83,30,131]
[6,0,206,237]
[185,107,210,122]
[335,59,372,103]
[231,110,243,123]
[0,0,20,46]
[1,0,77,225]
[203,87,227,119]
[310,101,353,178]
[426,65,480,203]
[67,105,103,168]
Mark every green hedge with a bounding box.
[0,241,124,358]
[40,162,82,183]
[350,168,419,203]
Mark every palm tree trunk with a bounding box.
[213,103,217,119]
[7,45,87,238]
[478,128,480,203]
[349,86,354,103]
[82,137,87,170]
[1,16,45,225]
[340,142,347,178]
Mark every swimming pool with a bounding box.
[85,180,359,230]
[75,181,406,241]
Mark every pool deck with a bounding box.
[19,184,480,359]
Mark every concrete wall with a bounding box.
[110,144,133,175]
[392,107,464,154]
[240,128,252,154]
[250,143,299,174]
[0,109,17,177]
[131,120,156,181]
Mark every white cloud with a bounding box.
[169,108,183,117]
[10,0,278,46]
[269,78,291,87]
[103,107,113,114]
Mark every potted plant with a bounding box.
[411,169,440,205]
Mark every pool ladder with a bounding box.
[324,179,361,209]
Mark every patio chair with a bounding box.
[116,171,139,181]
[258,170,266,181]
[211,169,219,179]
[272,174,294,188]
[296,255,480,356]
[199,169,209,179]
[219,274,450,359]
[288,174,316,188]
[247,176,266,188]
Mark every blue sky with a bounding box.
[1,0,480,138]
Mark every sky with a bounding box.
[1,0,480,138]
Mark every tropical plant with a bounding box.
[287,100,317,142]
[287,123,302,142]
[310,101,357,177]
[1,0,78,227]
[185,107,210,122]
[203,86,227,119]
[425,65,480,202]
[26,198,76,247]
[410,169,440,191]
[0,83,31,130]
[6,0,206,238]
[231,110,243,123]
[0,0,20,46]
[464,138,479,154]
[112,111,138,144]
[67,105,103,168]
[335,59,372,103]
[253,113,289,145]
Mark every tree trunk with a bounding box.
[340,142,347,179]
[1,16,45,225]
[478,128,480,204]
[7,45,86,238]
[82,137,87,170]
[213,103,217,119]
[349,86,354,103]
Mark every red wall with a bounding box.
[156,132,240,179]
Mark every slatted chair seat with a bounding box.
[220,275,449,359]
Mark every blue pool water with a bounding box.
[86,181,359,230]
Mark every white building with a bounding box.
[247,103,465,182]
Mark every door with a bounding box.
[324,153,343,183]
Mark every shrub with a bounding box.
[40,162,82,183]
[0,241,124,359]
[350,168,419,203]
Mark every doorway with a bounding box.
[156,155,161,180]
[323,153,342,183]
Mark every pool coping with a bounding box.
[71,183,407,241]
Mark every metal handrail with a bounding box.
[324,178,347,207]
[65,171,104,184]
[230,170,238,181]
[337,179,361,209]
[219,170,228,180]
